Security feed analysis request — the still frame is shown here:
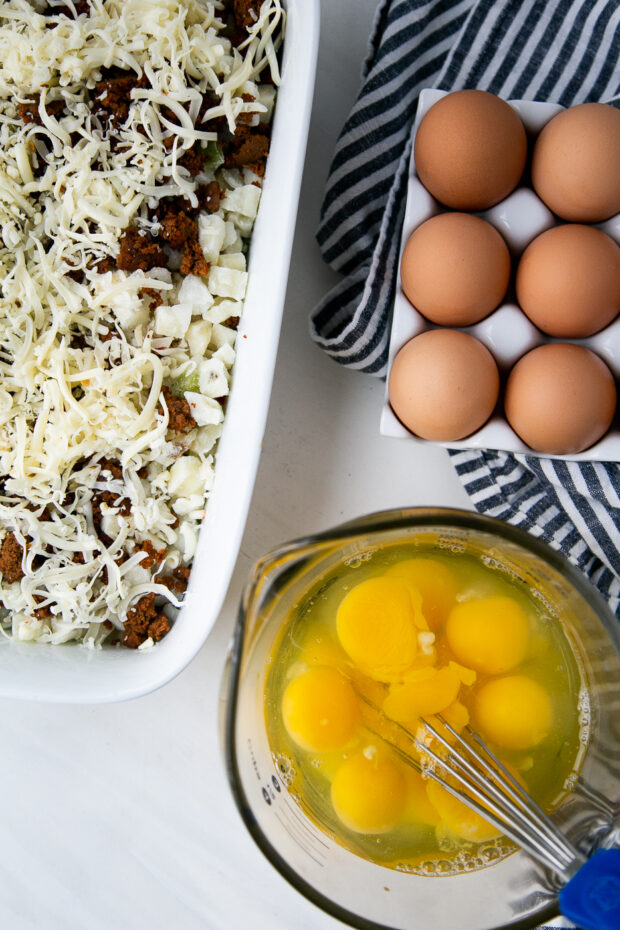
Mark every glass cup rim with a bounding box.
[246,508,619,641]
[223,506,620,930]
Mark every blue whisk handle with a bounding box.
[559,848,620,930]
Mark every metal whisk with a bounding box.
[358,693,620,930]
[415,714,584,877]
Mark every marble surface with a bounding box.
[0,2,471,928]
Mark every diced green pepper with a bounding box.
[204,141,224,172]
[171,371,199,398]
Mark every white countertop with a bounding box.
[0,3,471,928]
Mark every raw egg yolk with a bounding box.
[282,666,359,752]
[386,558,458,630]
[449,660,477,686]
[336,577,421,681]
[331,750,407,834]
[474,675,552,750]
[426,780,501,843]
[299,626,347,670]
[428,698,470,734]
[383,666,461,726]
[403,769,440,826]
[446,595,530,674]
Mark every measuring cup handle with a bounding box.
[559,848,620,930]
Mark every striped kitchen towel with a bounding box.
[311,0,620,617]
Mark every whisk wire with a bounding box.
[425,717,579,864]
[354,687,620,930]
[461,723,584,868]
[414,739,570,873]
[355,686,584,878]
[418,717,582,876]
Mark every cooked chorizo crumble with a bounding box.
[0,0,283,647]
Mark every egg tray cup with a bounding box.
[381,89,620,462]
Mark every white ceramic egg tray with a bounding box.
[381,89,620,461]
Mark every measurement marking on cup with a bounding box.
[274,810,326,867]
[282,796,330,850]
[262,767,330,851]
[248,739,261,781]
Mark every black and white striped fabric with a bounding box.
[312,0,620,618]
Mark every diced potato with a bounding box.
[177,275,214,316]
[109,285,150,330]
[223,184,261,219]
[222,219,240,249]
[213,343,235,367]
[198,213,226,263]
[146,267,173,286]
[211,322,236,349]
[223,232,244,253]
[168,455,204,497]
[116,302,150,332]
[198,357,229,398]
[186,320,213,357]
[154,303,192,338]
[184,391,225,425]
[208,266,248,300]
[16,618,44,642]
[190,423,222,455]
[206,298,242,324]
[231,214,254,238]
[218,252,246,271]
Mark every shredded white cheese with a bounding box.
[0,0,284,647]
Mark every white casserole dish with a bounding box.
[0,0,320,704]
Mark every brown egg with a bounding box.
[400,213,511,326]
[414,90,527,210]
[388,330,500,441]
[504,344,617,455]
[531,103,620,222]
[516,225,620,337]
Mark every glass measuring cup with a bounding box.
[222,508,620,930]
